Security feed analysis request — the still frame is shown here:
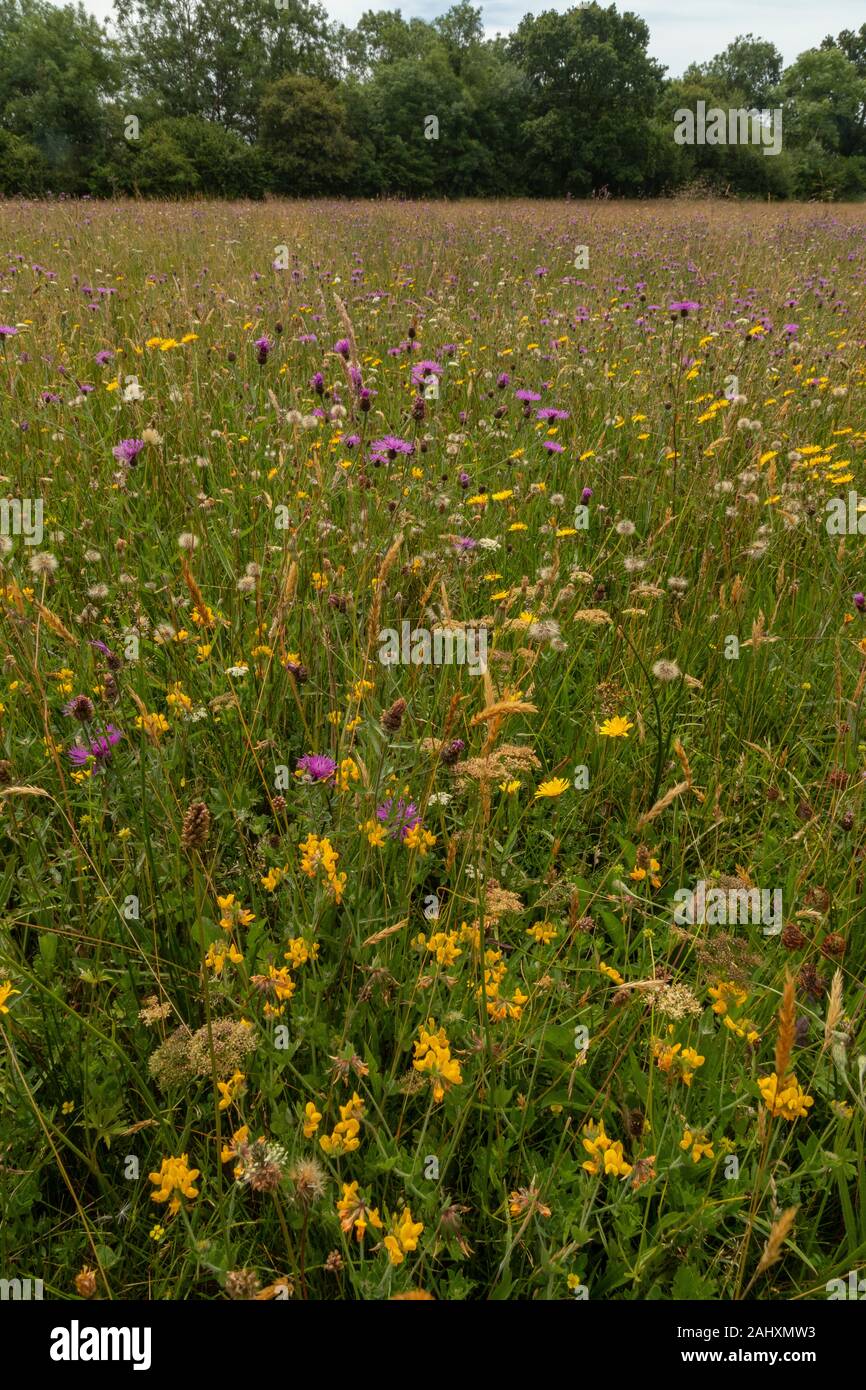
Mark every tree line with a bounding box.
[1,0,865,199]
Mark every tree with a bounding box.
[0,0,119,190]
[507,3,666,195]
[259,74,357,194]
[692,34,783,108]
[113,0,337,138]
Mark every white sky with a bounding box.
[81,0,864,79]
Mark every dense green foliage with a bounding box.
[0,4,865,194]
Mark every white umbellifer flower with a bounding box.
[478,537,500,551]
[27,551,58,575]
[428,791,452,806]
[226,665,249,678]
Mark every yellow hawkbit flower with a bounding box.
[148,1154,200,1215]
[499,779,521,794]
[534,776,570,799]
[0,980,20,1013]
[598,715,634,738]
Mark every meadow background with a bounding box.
[0,196,865,1301]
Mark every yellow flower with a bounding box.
[599,961,624,984]
[758,1072,814,1121]
[534,776,570,799]
[337,1181,383,1241]
[598,715,634,738]
[404,823,436,855]
[499,779,521,794]
[217,1070,246,1111]
[135,711,170,741]
[0,980,20,1013]
[217,894,255,932]
[526,922,558,945]
[359,817,386,847]
[708,980,748,1015]
[680,1129,715,1162]
[413,1019,463,1102]
[303,1102,322,1138]
[384,1207,424,1265]
[261,864,287,892]
[581,1120,632,1177]
[148,1154,200,1215]
[319,1116,361,1156]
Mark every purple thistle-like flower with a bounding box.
[453,536,477,552]
[310,371,325,394]
[68,725,123,766]
[112,438,145,465]
[370,436,413,459]
[410,359,442,387]
[254,335,271,364]
[854,593,865,613]
[375,797,420,840]
[334,338,351,359]
[496,372,510,388]
[581,486,593,503]
[542,440,564,453]
[515,389,542,402]
[783,323,799,337]
[296,753,337,782]
[0,325,18,338]
[669,300,700,317]
[536,407,569,421]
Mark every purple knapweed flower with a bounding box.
[68,725,123,767]
[296,753,337,782]
[112,438,145,465]
[375,797,420,841]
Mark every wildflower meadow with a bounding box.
[1,196,865,1309]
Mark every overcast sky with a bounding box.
[81,0,863,79]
